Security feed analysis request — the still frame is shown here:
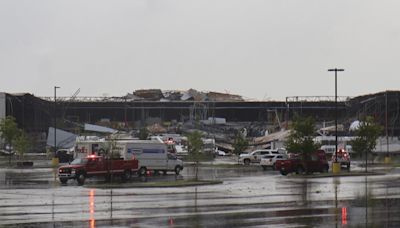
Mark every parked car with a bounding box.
[56,149,74,163]
[215,148,226,156]
[275,150,329,175]
[239,149,286,165]
[260,154,288,170]
[0,149,14,156]
[0,144,14,156]
[332,148,351,170]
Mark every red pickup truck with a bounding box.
[58,155,139,185]
[275,150,329,175]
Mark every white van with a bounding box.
[116,140,184,176]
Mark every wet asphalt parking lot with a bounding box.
[1,157,400,227]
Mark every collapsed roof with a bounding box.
[133,89,164,101]
[126,89,244,102]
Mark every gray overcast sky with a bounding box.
[1,0,400,100]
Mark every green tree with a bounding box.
[0,116,21,164]
[186,131,204,180]
[232,132,249,163]
[0,116,20,151]
[138,127,149,140]
[350,116,382,169]
[285,116,320,161]
[13,130,30,160]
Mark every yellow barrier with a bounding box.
[51,157,59,167]
[332,162,341,174]
[384,156,392,164]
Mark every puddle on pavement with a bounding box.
[0,169,55,189]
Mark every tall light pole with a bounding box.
[328,68,344,164]
[385,91,391,164]
[54,86,60,158]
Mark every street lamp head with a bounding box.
[328,68,344,72]
[55,86,60,89]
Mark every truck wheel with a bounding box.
[138,167,147,176]
[76,173,86,185]
[296,166,304,175]
[244,159,250,165]
[122,170,132,181]
[280,170,287,176]
[175,166,181,175]
[60,178,68,184]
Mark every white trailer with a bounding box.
[74,138,108,159]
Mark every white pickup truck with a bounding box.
[239,148,286,165]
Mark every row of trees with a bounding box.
[185,114,382,168]
[0,116,30,160]
[285,115,382,160]
[184,115,382,165]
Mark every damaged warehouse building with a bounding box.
[1,89,400,153]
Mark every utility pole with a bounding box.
[328,68,344,173]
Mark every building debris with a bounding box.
[133,89,164,101]
[84,123,117,134]
[126,89,244,102]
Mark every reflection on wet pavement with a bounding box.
[1,165,400,227]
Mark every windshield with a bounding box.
[167,153,177,160]
[70,158,88,165]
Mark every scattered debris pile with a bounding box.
[133,89,165,101]
[125,89,244,102]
